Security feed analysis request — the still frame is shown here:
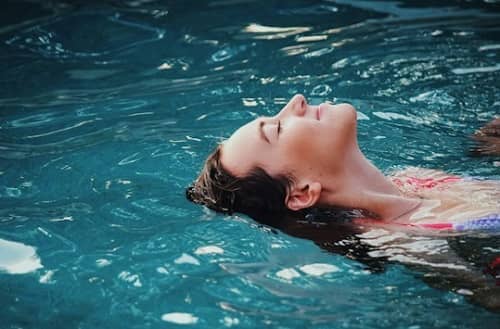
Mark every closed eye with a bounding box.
[277,120,282,135]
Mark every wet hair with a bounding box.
[186,145,388,273]
[470,117,500,156]
[186,144,301,227]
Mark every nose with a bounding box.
[282,94,307,117]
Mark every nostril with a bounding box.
[295,95,307,116]
[287,94,307,116]
[295,94,306,107]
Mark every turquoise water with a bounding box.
[1,0,500,327]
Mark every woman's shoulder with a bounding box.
[389,166,458,179]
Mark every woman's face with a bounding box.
[221,94,358,187]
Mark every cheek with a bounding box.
[278,121,350,173]
[279,123,319,165]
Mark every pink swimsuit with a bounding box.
[392,175,462,189]
[357,175,500,232]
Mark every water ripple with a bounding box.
[5,12,164,60]
[0,69,256,107]
[239,23,311,40]
[2,1,500,326]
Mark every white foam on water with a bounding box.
[174,253,200,265]
[49,215,74,222]
[372,111,411,121]
[223,316,240,327]
[388,254,468,270]
[452,64,500,75]
[276,268,301,280]
[331,57,349,69]
[194,246,224,255]
[0,238,43,274]
[118,271,142,287]
[348,269,371,276]
[96,259,111,267]
[161,312,199,325]
[299,263,340,276]
[457,289,474,296]
[409,90,455,105]
[478,44,500,51]
[39,270,55,284]
[242,23,311,40]
[356,111,370,120]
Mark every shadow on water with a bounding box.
[273,215,500,313]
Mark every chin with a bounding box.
[325,103,358,149]
[323,102,357,130]
[333,103,357,120]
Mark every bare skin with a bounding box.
[220,94,500,312]
[360,167,500,233]
[220,94,499,227]
[221,94,421,222]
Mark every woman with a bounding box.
[187,94,500,311]
[186,94,499,233]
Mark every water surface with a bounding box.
[1,0,500,328]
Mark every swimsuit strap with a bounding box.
[393,175,461,189]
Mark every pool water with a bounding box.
[1,0,500,327]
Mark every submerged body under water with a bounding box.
[280,166,500,312]
[1,0,500,328]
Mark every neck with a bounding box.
[320,147,420,221]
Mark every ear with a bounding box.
[286,182,322,211]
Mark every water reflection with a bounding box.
[1,0,500,327]
[279,217,500,312]
[6,12,165,60]
[241,23,311,40]
[0,238,43,274]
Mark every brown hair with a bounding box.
[470,117,500,156]
[186,146,385,272]
[186,144,300,227]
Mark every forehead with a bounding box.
[220,118,262,177]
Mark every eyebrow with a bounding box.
[259,120,270,144]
